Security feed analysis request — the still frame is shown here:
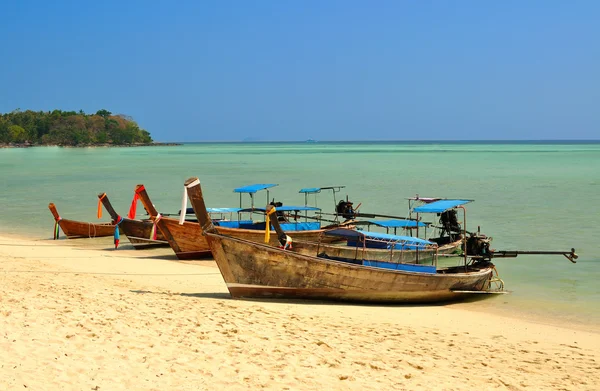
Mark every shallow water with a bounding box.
[1,141,599,328]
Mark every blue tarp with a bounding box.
[241,206,321,212]
[324,229,434,246]
[367,219,427,228]
[413,199,472,213]
[233,184,278,194]
[214,221,321,231]
[362,260,437,274]
[280,222,321,231]
[214,220,253,228]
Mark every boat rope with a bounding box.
[97,193,106,219]
[128,186,144,219]
[88,222,97,238]
[487,265,505,291]
[53,217,62,240]
[114,216,124,249]
[265,207,276,243]
[179,178,200,225]
[150,214,162,240]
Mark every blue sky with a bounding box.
[1,1,598,141]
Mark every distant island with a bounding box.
[0,109,171,147]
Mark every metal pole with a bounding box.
[458,206,467,266]
[416,213,419,238]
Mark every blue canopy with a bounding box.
[367,219,427,228]
[299,186,345,194]
[233,184,278,194]
[299,187,321,194]
[241,206,321,212]
[207,207,243,213]
[413,199,472,213]
[324,228,435,246]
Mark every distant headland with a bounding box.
[0,109,178,147]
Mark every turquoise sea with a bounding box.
[1,142,599,329]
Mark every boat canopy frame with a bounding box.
[233,184,278,210]
[299,186,346,222]
[362,219,428,235]
[408,197,474,266]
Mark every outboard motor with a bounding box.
[465,233,493,258]
[439,209,461,239]
[336,200,355,221]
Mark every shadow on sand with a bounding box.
[129,289,503,306]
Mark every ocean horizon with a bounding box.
[169,139,600,144]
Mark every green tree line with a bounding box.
[0,109,153,146]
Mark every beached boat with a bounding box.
[185,177,498,303]
[97,192,169,249]
[49,202,117,239]
[135,183,349,260]
[131,184,212,259]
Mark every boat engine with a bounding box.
[336,200,355,221]
[439,209,461,237]
[465,232,493,258]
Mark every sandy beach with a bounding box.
[1,234,598,391]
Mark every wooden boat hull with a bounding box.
[49,203,116,239]
[97,192,168,249]
[207,233,493,303]
[56,220,115,239]
[155,217,213,259]
[119,219,169,249]
[290,239,462,264]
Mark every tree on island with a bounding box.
[0,109,153,146]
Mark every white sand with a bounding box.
[1,234,598,390]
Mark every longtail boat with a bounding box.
[49,202,117,239]
[135,183,349,260]
[132,184,212,259]
[185,177,500,303]
[97,192,169,249]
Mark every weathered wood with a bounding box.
[97,193,169,249]
[48,202,116,239]
[186,177,495,303]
